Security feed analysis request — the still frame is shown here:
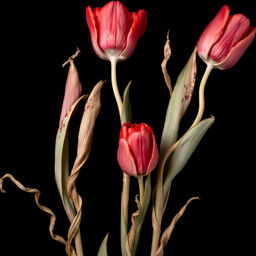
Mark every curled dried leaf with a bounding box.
[62,47,81,68]
[66,80,105,255]
[161,30,172,94]
[68,80,105,191]
[155,197,200,256]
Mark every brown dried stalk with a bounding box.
[65,80,105,255]
[0,173,75,255]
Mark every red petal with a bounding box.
[97,1,133,53]
[146,133,159,174]
[120,10,147,60]
[86,6,108,60]
[197,5,230,62]
[215,26,256,69]
[210,14,250,62]
[119,123,129,139]
[117,138,137,176]
[127,126,153,175]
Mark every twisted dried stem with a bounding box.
[62,48,81,68]
[0,173,75,255]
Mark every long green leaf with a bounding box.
[121,81,132,124]
[163,117,215,199]
[160,48,197,155]
[54,95,87,220]
[97,233,109,256]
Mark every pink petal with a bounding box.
[97,1,133,52]
[59,61,82,129]
[146,133,159,174]
[210,14,250,62]
[197,5,230,62]
[86,6,108,60]
[117,138,137,176]
[215,26,256,69]
[120,10,147,60]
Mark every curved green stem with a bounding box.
[190,63,213,128]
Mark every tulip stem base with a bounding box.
[138,176,145,202]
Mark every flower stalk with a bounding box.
[190,63,213,128]
[111,59,123,119]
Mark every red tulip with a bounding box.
[117,123,159,176]
[197,5,256,69]
[86,1,147,62]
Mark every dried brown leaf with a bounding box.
[154,197,200,256]
[180,47,197,118]
[161,30,172,95]
[65,80,105,255]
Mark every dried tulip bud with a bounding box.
[197,5,255,69]
[59,59,82,130]
[117,123,159,176]
[86,1,147,62]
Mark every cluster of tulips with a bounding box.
[0,1,255,256]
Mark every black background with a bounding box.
[0,0,255,255]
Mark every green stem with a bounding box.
[110,58,130,256]
[111,59,123,119]
[133,175,151,255]
[120,174,130,256]
[150,155,166,255]
[138,176,145,203]
[190,63,213,128]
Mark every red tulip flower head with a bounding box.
[117,123,159,176]
[86,1,147,62]
[197,5,256,69]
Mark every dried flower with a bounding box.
[59,58,82,130]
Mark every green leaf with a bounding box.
[97,233,109,256]
[121,81,132,124]
[54,95,87,220]
[163,117,215,198]
[160,48,197,155]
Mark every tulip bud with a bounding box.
[117,123,159,176]
[86,1,147,62]
[197,5,256,69]
[59,55,82,130]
